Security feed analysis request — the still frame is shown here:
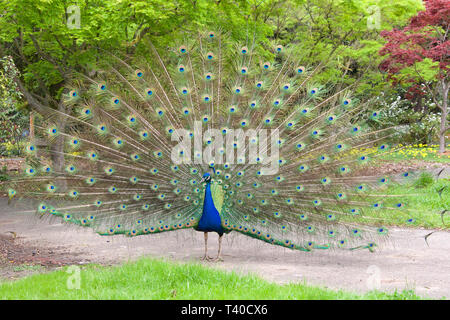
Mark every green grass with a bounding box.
[0,257,423,300]
[12,265,43,273]
[343,177,450,229]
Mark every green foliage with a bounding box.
[0,0,423,97]
[0,56,28,157]
[0,56,22,108]
[0,165,9,181]
[0,140,26,157]
[0,0,433,155]
[0,257,424,300]
[400,58,441,83]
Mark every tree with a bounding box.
[0,0,211,171]
[379,0,449,153]
[263,0,422,93]
[0,0,275,170]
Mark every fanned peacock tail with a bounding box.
[6,30,419,253]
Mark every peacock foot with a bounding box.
[211,256,224,262]
[201,255,214,261]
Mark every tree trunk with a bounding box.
[29,112,35,140]
[438,80,449,154]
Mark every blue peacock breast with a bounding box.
[195,180,225,235]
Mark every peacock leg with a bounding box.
[201,232,213,261]
[212,234,224,262]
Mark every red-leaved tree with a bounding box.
[379,0,449,153]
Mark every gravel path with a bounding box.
[0,198,449,299]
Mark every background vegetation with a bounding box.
[0,0,448,159]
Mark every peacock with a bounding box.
[6,30,418,262]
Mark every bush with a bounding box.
[374,89,441,145]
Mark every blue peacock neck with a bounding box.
[195,177,224,235]
[202,180,214,217]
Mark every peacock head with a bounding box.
[200,172,211,184]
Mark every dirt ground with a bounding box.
[0,198,449,299]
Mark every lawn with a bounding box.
[342,174,450,229]
[0,257,423,300]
